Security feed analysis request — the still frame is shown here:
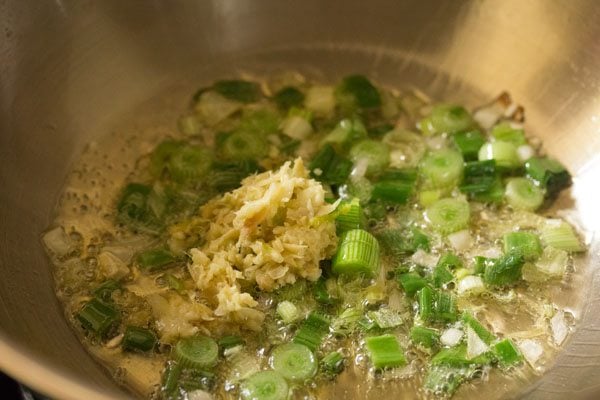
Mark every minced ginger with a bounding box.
[168,158,337,332]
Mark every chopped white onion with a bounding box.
[517,145,535,163]
[425,134,447,150]
[350,157,370,179]
[536,247,568,277]
[466,326,489,359]
[305,86,335,116]
[447,229,472,252]
[187,390,213,400]
[441,327,464,347]
[473,106,504,130]
[42,227,72,257]
[482,247,503,258]
[457,275,485,296]
[551,311,569,346]
[281,115,313,140]
[98,251,130,280]
[411,249,439,269]
[105,333,124,349]
[195,91,241,126]
[518,339,543,365]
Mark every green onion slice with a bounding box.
[332,229,380,276]
[425,198,470,234]
[270,343,317,382]
[240,371,289,400]
[174,335,219,369]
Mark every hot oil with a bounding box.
[47,72,589,400]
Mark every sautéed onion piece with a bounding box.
[42,75,586,399]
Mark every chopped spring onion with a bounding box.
[418,286,457,323]
[368,308,403,329]
[371,180,414,205]
[378,227,430,258]
[168,145,213,183]
[137,248,177,272]
[335,198,363,233]
[461,313,495,345]
[452,130,486,161]
[174,336,219,369]
[218,335,245,350]
[321,351,345,375]
[273,86,305,110]
[270,343,317,382]
[378,167,418,182]
[493,339,523,366]
[165,273,185,294]
[365,334,407,368]
[240,371,289,400]
[349,140,391,176]
[419,149,464,190]
[525,157,572,198]
[208,161,260,192]
[76,298,119,337]
[313,277,337,305]
[490,122,526,147]
[238,109,280,136]
[431,344,488,367]
[276,301,299,324]
[117,183,161,233]
[179,370,216,393]
[433,264,454,288]
[398,272,429,296]
[293,312,330,351]
[383,129,427,168]
[483,251,525,286]
[93,279,120,302]
[336,75,382,110]
[333,307,363,334]
[425,198,470,234]
[332,229,380,277]
[460,160,497,195]
[540,222,584,252]
[221,130,269,161]
[504,178,545,211]
[161,362,183,397]
[470,177,504,204]
[419,105,475,136]
[437,253,463,270]
[410,326,440,349]
[149,140,185,178]
[322,117,368,147]
[122,326,157,352]
[309,144,353,185]
[503,231,542,261]
[424,365,466,396]
[212,80,261,103]
[478,141,520,169]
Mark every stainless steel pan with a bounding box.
[1,1,599,399]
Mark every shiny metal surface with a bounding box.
[1,0,599,399]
